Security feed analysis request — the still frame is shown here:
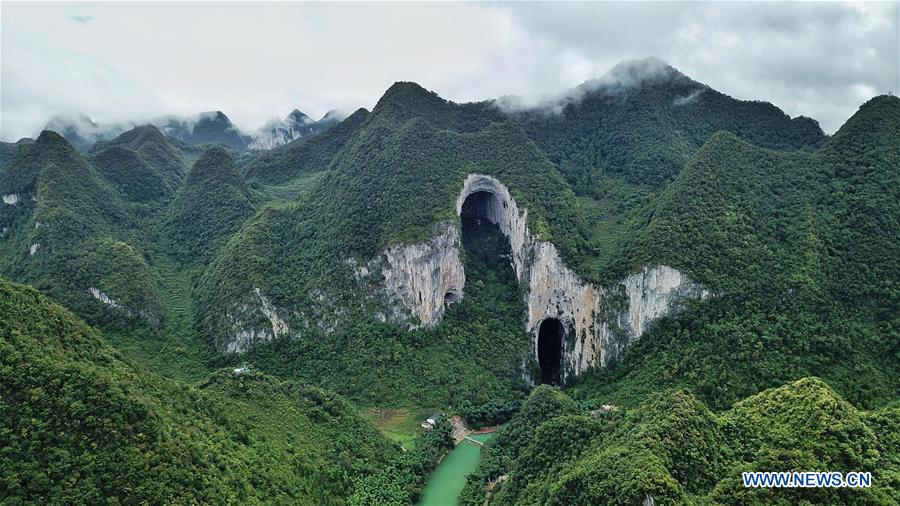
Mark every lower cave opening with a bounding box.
[537,318,564,385]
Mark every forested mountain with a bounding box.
[460,381,898,505]
[89,125,197,201]
[245,107,370,184]
[0,130,162,323]
[157,111,252,151]
[0,139,34,169]
[506,58,825,189]
[0,278,404,504]
[166,147,256,263]
[2,59,897,504]
[42,114,128,153]
[39,108,342,154]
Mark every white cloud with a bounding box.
[1,2,897,140]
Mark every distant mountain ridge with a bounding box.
[2,57,897,505]
[249,109,344,150]
[39,108,343,153]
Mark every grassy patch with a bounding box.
[362,407,432,449]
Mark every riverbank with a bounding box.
[419,432,494,505]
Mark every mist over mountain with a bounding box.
[3,59,898,504]
[43,114,132,152]
[39,108,346,154]
[249,109,345,150]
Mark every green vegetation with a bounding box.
[214,219,533,408]
[461,379,899,505]
[0,277,404,504]
[1,67,897,504]
[245,108,369,185]
[512,59,824,190]
[564,96,899,414]
[0,139,32,169]
[165,146,256,263]
[362,407,432,449]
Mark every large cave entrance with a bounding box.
[537,318,564,385]
[460,190,507,264]
[460,190,502,224]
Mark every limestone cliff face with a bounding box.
[87,286,160,325]
[223,287,289,353]
[529,258,708,382]
[1,192,36,205]
[370,173,708,380]
[454,175,530,279]
[216,221,462,349]
[623,265,709,338]
[216,173,707,369]
[354,222,465,327]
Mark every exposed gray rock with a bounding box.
[87,286,159,325]
[370,173,708,380]
[354,221,465,327]
[249,109,342,150]
[89,287,124,309]
[215,173,708,369]
[223,287,289,353]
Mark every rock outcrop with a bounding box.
[223,288,289,353]
[214,173,708,374]
[89,287,124,310]
[354,222,465,327]
[87,286,160,325]
[371,174,708,381]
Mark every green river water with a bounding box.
[419,433,494,506]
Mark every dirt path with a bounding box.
[450,415,469,444]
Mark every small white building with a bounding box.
[421,413,444,429]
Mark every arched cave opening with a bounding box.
[538,318,564,385]
[460,190,500,225]
[459,190,505,262]
[444,290,460,305]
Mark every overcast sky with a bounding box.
[1,1,897,141]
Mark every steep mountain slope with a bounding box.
[821,95,900,317]
[194,81,897,414]
[2,60,897,505]
[43,114,128,152]
[506,58,825,190]
[562,96,898,411]
[88,125,196,202]
[245,107,370,185]
[0,139,33,169]
[249,108,343,150]
[0,277,402,505]
[158,111,251,151]
[462,380,898,505]
[165,147,256,263]
[198,82,588,356]
[0,131,161,323]
[218,218,534,407]
[44,112,251,152]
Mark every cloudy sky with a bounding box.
[1,1,897,140]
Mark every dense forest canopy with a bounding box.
[1,59,897,504]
